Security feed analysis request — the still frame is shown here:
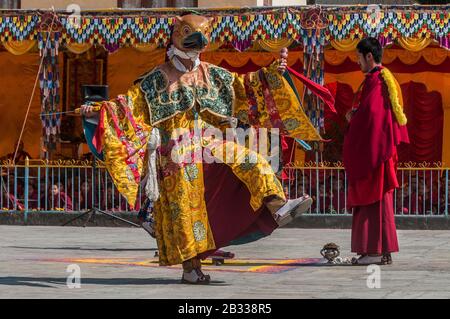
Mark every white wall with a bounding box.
[272,0,306,5]
[21,0,118,10]
[198,0,256,7]
[22,0,307,10]
[198,0,306,8]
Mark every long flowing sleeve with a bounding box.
[232,62,322,141]
[92,84,151,208]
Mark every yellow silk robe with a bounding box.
[95,61,321,265]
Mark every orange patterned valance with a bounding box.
[331,37,435,53]
[2,40,36,55]
[65,43,92,54]
[200,50,303,68]
[325,47,450,66]
[397,37,433,52]
[256,38,295,52]
[132,42,159,53]
[330,38,358,52]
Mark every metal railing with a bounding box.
[0,159,145,222]
[282,162,449,217]
[1,159,449,222]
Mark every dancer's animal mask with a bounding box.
[172,14,213,52]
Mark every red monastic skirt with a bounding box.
[348,152,400,255]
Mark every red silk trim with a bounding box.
[92,105,106,154]
[286,66,337,114]
[259,70,289,134]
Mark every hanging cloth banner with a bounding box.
[38,31,61,149]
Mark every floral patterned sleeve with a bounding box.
[232,62,322,141]
[96,84,152,208]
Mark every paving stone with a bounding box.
[0,226,449,298]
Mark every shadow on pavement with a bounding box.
[8,246,157,252]
[0,276,228,287]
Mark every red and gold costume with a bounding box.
[85,15,329,282]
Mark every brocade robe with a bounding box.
[93,61,321,265]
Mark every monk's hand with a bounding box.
[80,104,97,117]
[278,47,288,74]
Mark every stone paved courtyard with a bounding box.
[1,225,449,299]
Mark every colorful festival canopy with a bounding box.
[0,6,449,48]
[0,5,449,162]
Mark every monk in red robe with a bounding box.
[343,38,409,265]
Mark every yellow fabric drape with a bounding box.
[65,43,93,54]
[66,42,160,54]
[325,70,450,165]
[0,52,41,159]
[133,41,222,53]
[107,48,166,98]
[330,37,432,53]
[421,49,450,66]
[393,72,450,166]
[201,50,303,67]
[397,37,433,52]
[330,38,359,52]
[383,49,421,65]
[2,40,36,55]
[325,47,450,66]
[202,51,276,67]
[132,42,158,52]
[325,49,358,65]
[257,38,294,52]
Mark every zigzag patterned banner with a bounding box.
[59,16,175,46]
[326,9,450,41]
[0,6,449,48]
[0,14,39,41]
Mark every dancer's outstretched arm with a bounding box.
[79,84,152,209]
[231,48,322,141]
